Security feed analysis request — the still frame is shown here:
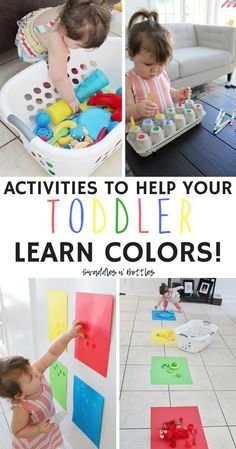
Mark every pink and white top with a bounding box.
[126,69,174,113]
[12,376,63,449]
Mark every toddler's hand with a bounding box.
[69,99,81,114]
[136,100,158,118]
[178,87,192,100]
[68,320,84,339]
[38,420,55,434]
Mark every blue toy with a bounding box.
[108,121,119,132]
[33,126,53,140]
[116,87,122,95]
[35,111,51,128]
[75,69,109,103]
[70,108,111,141]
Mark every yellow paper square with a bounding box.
[152,328,176,345]
[48,290,68,341]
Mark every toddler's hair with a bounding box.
[60,0,111,47]
[0,356,30,399]
[159,282,169,295]
[127,9,172,65]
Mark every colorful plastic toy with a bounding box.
[113,2,122,11]
[75,69,109,103]
[156,329,175,342]
[89,91,122,121]
[35,111,51,128]
[47,100,73,125]
[49,120,76,146]
[70,108,111,141]
[108,121,119,132]
[160,418,197,448]
[33,126,53,141]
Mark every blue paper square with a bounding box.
[152,310,176,321]
[72,375,104,448]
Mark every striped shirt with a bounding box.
[12,376,63,449]
[126,69,174,114]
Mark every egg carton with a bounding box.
[127,102,206,157]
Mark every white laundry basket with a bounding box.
[0,36,122,176]
[175,320,218,353]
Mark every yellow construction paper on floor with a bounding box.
[151,328,177,345]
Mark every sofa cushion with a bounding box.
[173,47,232,77]
[166,59,180,81]
[166,23,197,49]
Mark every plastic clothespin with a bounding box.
[148,92,155,102]
[130,116,137,131]
[178,97,183,106]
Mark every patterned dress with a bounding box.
[126,69,174,114]
[12,376,63,449]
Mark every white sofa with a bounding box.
[166,23,236,88]
[126,23,236,88]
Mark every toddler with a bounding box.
[126,9,191,121]
[0,321,84,449]
[15,0,111,112]
[155,282,184,312]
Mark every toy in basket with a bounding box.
[175,320,218,353]
[127,98,206,157]
[0,36,122,176]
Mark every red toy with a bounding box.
[159,418,197,448]
[88,91,122,122]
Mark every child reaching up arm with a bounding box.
[0,321,84,449]
[126,9,191,121]
[15,0,111,112]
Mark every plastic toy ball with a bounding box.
[33,126,53,140]
[35,111,51,128]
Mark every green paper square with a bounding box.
[151,356,193,385]
[50,361,67,410]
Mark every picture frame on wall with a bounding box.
[183,279,194,296]
[197,279,213,298]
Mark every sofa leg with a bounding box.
[227,73,232,82]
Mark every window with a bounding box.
[151,0,182,23]
[126,0,236,25]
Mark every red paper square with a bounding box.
[151,406,208,449]
[75,292,114,377]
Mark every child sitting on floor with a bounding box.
[126,9,191,121]
[15,0,111,112]
[0,321,84,449]
[155,282,184,313]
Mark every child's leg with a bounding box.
[173,301,182,312]
[163,299,168,311]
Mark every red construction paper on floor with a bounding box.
[75,292,114,377]
[151,406,208,449]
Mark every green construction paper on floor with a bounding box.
[50,361,68,410]
[151,356,193,385]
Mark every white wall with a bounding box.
[120,278,236,303]
[0,276,34,359]
[215,279,236,302]
[121,278,168,295]
[29,278,116,449]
